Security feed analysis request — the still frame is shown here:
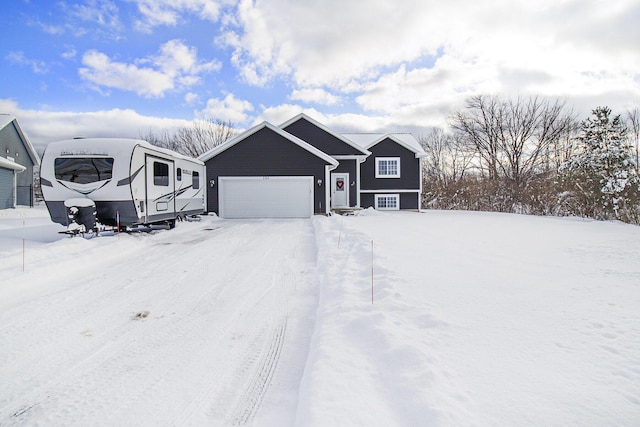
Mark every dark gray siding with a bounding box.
[333,159,358,207]
[204,127,332,214]
[283,119,363,156]
[360,192,419,210]
[360,138,420,191]
[0,122,35,206]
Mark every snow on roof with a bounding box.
[341,132,426,157]
[0,156,27,171]
[0,114,15,129]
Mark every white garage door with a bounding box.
[219,176,314,219]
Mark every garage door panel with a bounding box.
[220,176,313,219]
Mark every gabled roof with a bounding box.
[341,132,427,158]
[0,114,40,166]
[198,121,339,167]
[280,113,370,157]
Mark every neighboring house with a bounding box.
[0,115,40,209]
[343,132,427,211]
[198,114,425,218]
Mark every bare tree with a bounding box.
[450,95,503,180]
[139,128,174,148]
[420,127,474,186]
[451,94,576,186]
[545,119,580,172]
[141,118,236,157]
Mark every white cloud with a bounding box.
[36,0,125,39]
[34,21,65,35]
[69,0,121,30]
[78,40,221,98]
[79,50,173,97]
[0,98,191,149]
[221,0,640,126]
[256,104,312,127]
[199,93,254,123]
[132,0,223,32]
[5,51,49,74]
[155,39,221,77]
[289,88,341,106]
[254,104,387,134]
[184,92,201,105]
[61,48,77,60]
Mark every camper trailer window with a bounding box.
[177,168,182,181]
[192,171,200,189]
[154,162,169,186]
[54,157,114,184]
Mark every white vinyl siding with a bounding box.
[375,194,400,210]
[375,157,400,178]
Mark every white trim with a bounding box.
[330,172,350,208]
[360,189,420,193]
[332,155,369,160]
[342,133,427,158]
[0,156,26,171]
[279,113,371,157]
[218,176,314,219]
[13,170,18,208]
[199,121,339,168]
[324,165,332,214]
[419,157,424,209]
[375,157,401,178]
[356,159,362,207]
[374,194,400,210]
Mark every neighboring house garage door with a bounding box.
[219,176,314,219]
[0,167,15,209]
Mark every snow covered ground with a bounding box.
[1,206,639,426]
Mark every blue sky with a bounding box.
[1,0,639,149]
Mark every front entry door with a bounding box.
[331,173,349,208]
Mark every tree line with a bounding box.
[142,118,236,158]
[421,95,640,224]
[139,98,640,224]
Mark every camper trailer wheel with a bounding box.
[167,219,176,229]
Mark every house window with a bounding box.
[192,171,200,189]
[375,157,400,178]
[375,194,399,210]
[153,162,169,186]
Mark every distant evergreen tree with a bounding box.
[560,106,639,222]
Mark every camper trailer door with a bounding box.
[145,155,176,222]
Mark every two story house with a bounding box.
[199,114,425,218]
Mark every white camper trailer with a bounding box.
[41,138,205,232]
